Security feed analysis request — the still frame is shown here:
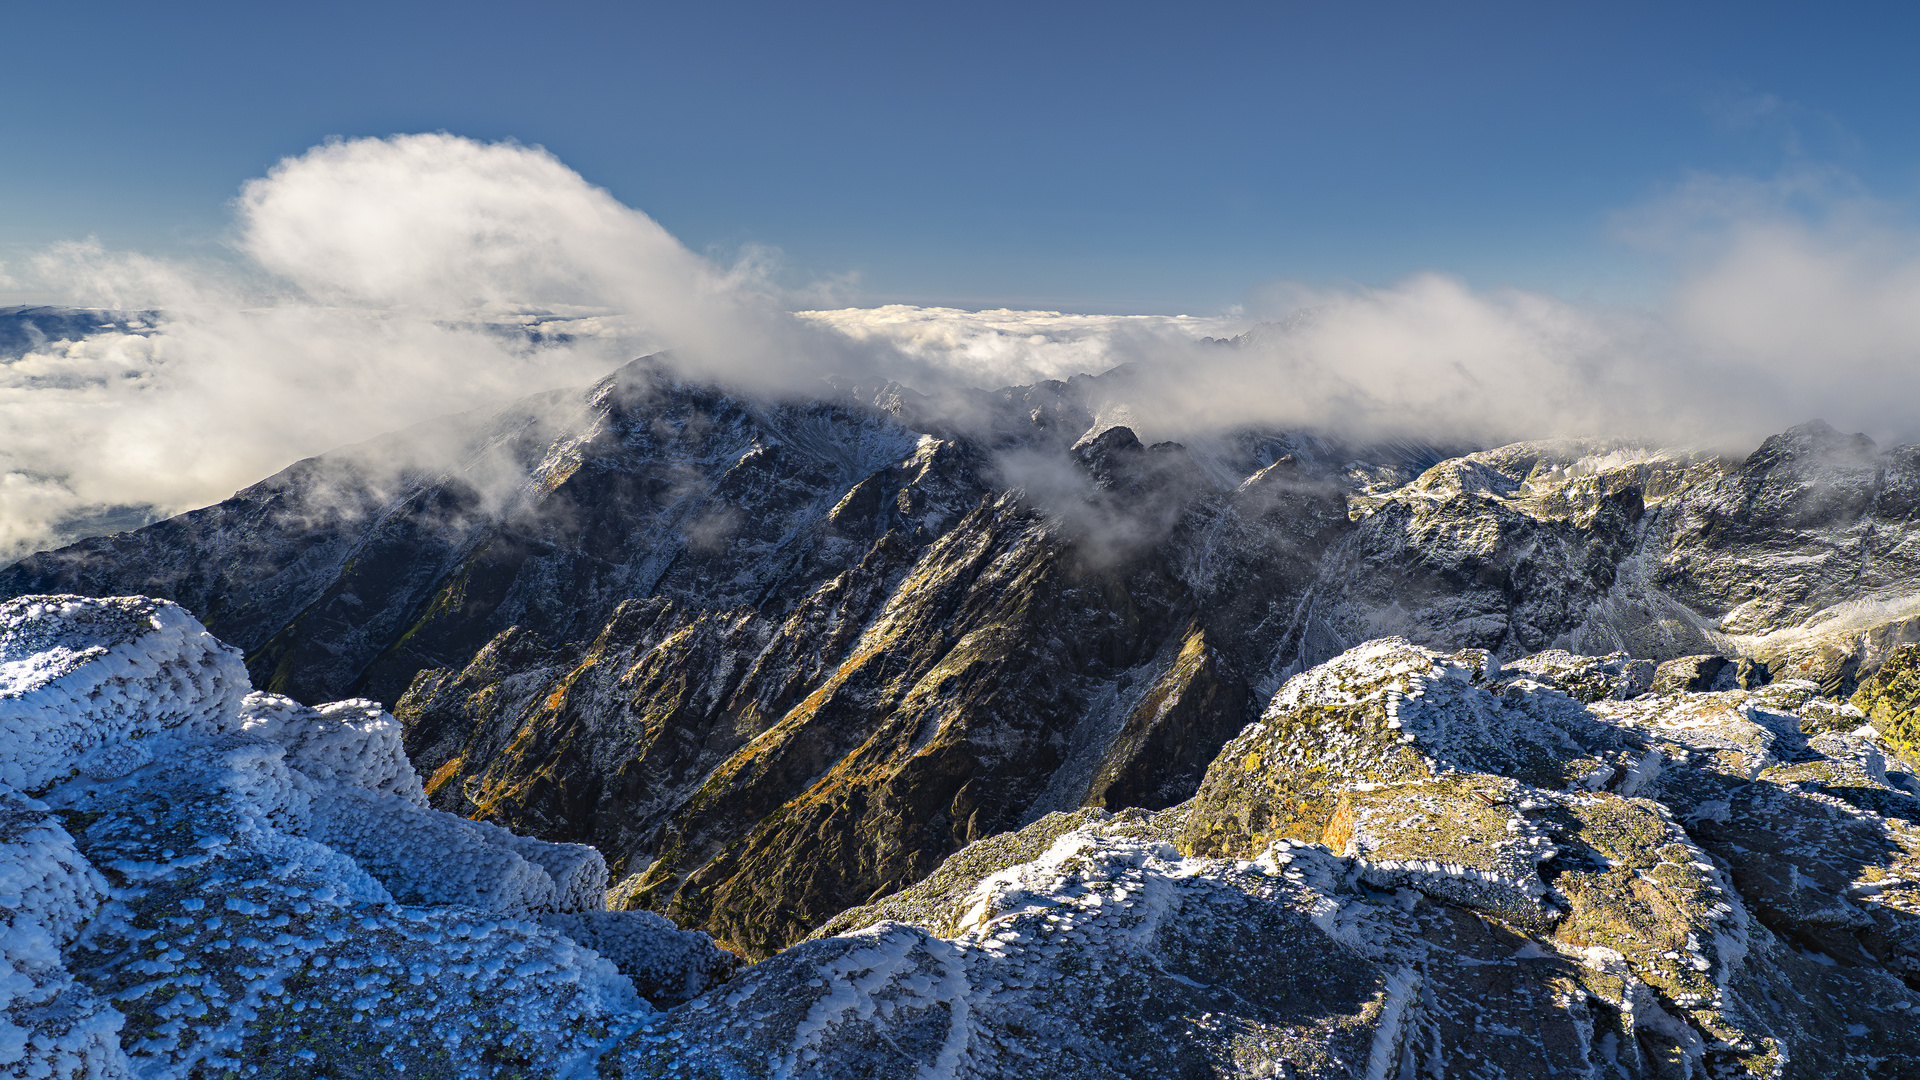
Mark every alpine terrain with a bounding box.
[5,326,1920,1077]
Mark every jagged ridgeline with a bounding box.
[9,351,1920,968]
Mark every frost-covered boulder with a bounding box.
[0,594,250,793]
[241,691,427,804]
[239,688,613,915]
[1319,775,1560,929]
[538,909,740,1007]
[0,595,737,1079]
[1649,652,1770,694]
[1179,639,1602,858]
[1503,647,1655,701]
[0,787,127,1079]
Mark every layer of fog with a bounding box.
[806,224,1920,455]
[6,133,1920,564]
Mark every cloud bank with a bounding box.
[807,198,1920,452]
[7,133,1920,562]
[796,306,1245,390]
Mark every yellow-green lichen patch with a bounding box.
[1853,643,1920,771]
[1547,795,1742,1030]
[1327,775,1561,930]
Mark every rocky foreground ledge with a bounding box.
[5,596,1919,1078]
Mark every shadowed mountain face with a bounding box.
[10,355,1920,957]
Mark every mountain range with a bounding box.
[5,325,1920,1076]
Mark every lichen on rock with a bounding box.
[1853,642,1920,773]
[1174,635,1920,1076]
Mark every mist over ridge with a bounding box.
[5,133,1920,563]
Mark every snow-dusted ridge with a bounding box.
[8,595,1920,1077]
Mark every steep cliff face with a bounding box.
[1651,423,1920,688]
[1301,438,1684,663]
[390,427,1350,956]
[1297,423,1920,695]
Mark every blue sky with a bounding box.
[3,1,1917,313]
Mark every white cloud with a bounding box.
[8,138,1920,564]
[795,305,1244,390]
[0,135,891,562]
[1676,221,1920,404]
[809,169,1920,453]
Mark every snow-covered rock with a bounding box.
[0,595,250,794]
[1173,636,1920,1076]
[0,787,126,1079]
[0,595,736,1079]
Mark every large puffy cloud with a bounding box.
[230,134,841,381]
[0,135,881,562]
[230,133,880,390]
[238,134,693,311]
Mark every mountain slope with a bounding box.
[11,595,1918,1077]
[11,357,1920,957]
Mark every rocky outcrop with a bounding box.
[1649,653,1771,693]
[1179,636,1920,1075]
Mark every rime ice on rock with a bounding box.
[240,692,428,804]
[0,595,250,793]
[0,594,736,1079]
[0,787,128,1079]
